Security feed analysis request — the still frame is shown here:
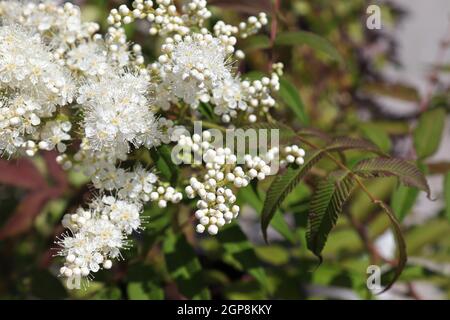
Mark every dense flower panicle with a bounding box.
[66,41,110,77]
[0,1,100,47]
[0,0,299,285]
[176,131,306,235]
[156,33,232,108]
[78,71,158,153]
[58,196,143,278]
[0,25,74,155]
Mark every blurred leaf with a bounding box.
[391,184,419,221]
[163,232,210,299]
[361,82,420,102]
[353,158,430,197]
[241,35,271,52]
[150,145,178,183]
[359,123,392,152]
[406,219,450,254]
[217,224,270,294]
[128,282,164,300]
[209,0,272,14]
[279,77,309,125]
[0,191,56,239]
[414,108,446,159]
[275,31,343,65]
[31,270,67,299]
[306,171,354,260]
[445,172,450,222]
[242,121,300,146]
[92,287,121,300]
[375,201,407,293]
[0,158,46,190]
[255,246,289,266]
[238,187,295,243]
[127,263,164,300]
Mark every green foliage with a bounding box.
[163,232,211,299]
[391,185,419,221]
[279,76,309,125]
[275,31,344,65]
[445,173,450,222]
[413,108,446,159]
[353,158,430,196]
[306,172,354,260]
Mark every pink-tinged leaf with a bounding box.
[0,191,53,239]
[0,158,47,190]
[43,151,69,189]
[209,0,272,14]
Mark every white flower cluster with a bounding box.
[0,24,74,155]
[0,1,100,47]
[78,71,158,153]
[106,0,278,123]
[0,0,298,284]
[214,13,269,40]
[281,145,306,168]
[177,131,279,235]
[58,196,143,278]
[153,34,281,123]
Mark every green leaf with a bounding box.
[375,201,407,293]
[242,121,299,146]
[413,108,446,159]
[163,232,210,299]
[126,263,164,300]
[279,77,309,125]
[261,137,384,242]
[241,34,271,52]
[391,184,419,221]
[262,150,324,243]
[306,172,355,260]
[127,282,164,300]
[238,187,295,243]
[353,157,430,197]
[150,145,178,183]
[30,270,67,299]
[275,31,343,65]
[361,82,420,102]
[217,224,270,294]
[359,123,392,153]
[445,172,450,222]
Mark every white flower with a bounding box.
[58,197,144,278]
[79,71,159,153]
[212,76,248,117]
[108,198,142,235]
[66,41,109,77]
[158,33,232,108]
[39,120,71,152]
